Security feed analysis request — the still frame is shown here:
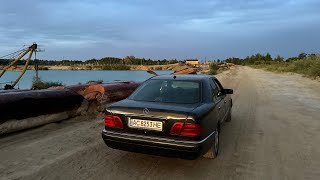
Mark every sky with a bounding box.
[0,0,319,61]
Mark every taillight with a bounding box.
[170,122,202,137]
[180,123,201,137]
[104,115,123,129]
[170,122,184,135]
[104,115,115,127]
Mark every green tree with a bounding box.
[308,53,317,60]
[124,56,135,64]
[265,53,272,61]
[298,53,307,60]
[274,55,284,62]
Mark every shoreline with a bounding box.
[1,63,189,71]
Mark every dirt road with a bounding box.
[1,66,320,180]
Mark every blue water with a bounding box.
[0,70,173,89]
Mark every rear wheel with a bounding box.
[203,126,219,159]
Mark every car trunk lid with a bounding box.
[107,99,200,137]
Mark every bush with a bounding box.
[32,77,63,89]
[38,66,49,70]
[101,64,130,70]
[209,63,219,75]
[155,67,162,70]
[87,80,103,84]
[291,59,320,77]
[250,58,320,78]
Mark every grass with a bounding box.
[32,77,63,89]
[249,58,320,78]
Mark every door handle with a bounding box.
[218,106,221,110]
[224,101,227,103]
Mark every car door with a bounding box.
[209,78,225,123]
[213,79,227,121]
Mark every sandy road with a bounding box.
[1,66,320,180]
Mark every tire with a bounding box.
[225,109,232,122]
[203,126,219,159]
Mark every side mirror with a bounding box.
[223,89,233,94]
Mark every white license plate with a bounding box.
[128,119,163,131]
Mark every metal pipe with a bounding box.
[0,89,87,124]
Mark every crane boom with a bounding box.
[0,43,38,89]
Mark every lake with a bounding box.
[0,70,173,89]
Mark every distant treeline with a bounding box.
[220,53,319,65]
[0,56,180,66]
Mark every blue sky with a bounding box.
[0,0,319,60]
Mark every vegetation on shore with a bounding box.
[250,58,320,78]
[86,80,103,84]
[32,77,63,89]
[208,63,219,75]
[223,53,320,78]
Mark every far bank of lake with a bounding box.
[0,70,173,89]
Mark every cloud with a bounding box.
[0,0,319,60]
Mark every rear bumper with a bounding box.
[101,129,214,160]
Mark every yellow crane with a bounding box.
[0,43,38,89]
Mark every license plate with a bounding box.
[128,118,163,131]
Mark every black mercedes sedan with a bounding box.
[102,74,233,160]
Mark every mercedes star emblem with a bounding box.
[143,108,149,114]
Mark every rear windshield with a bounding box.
[129,79,201,104]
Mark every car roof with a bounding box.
[150,74,215,81]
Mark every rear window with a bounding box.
[129,79,201,104]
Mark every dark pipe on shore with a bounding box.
[0,81,142,135]
[0,89,88,134]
